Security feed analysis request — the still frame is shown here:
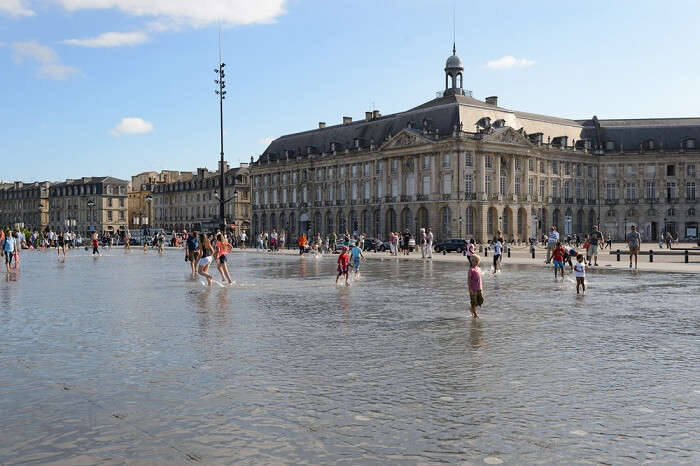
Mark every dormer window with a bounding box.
[605,141,615,151]
[354,138,360,149]
[644,139,655,150]
[685,138,696,149]
[306,146,314,155]
[492,119,506,128]
[330,142,336,153]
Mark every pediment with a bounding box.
[481,127,533,146]
[381,129,433,150]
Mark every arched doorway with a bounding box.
[261,213,267,233]
[564,208,573,235]
[588,209,596,231]
[337,211,346,233]
[417,207,429,231]
[440,206,451,240]
[374,209,381,238]
[325,211,333,234]
[289,213,296,236]
[279,213,286,232]
[487,206,498,236]
[517,207,527,239]
[576,209,584,235]
[350,210,358,234]
[361,210,369,235]
[252,214,258,236]
[314,212,322,234]
[401,207,412,233]
[465,206,474,237]
[385,208,397,236]
[270,213,277,231]
[503,207,513,237]
[552,208,561,231]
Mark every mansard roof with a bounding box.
[578,117,700,152]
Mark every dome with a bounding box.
[445,53,463,70]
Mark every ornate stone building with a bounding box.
[0,181,50,231]
[128,170,182,230]
[250,45,699,242]
[151,162,250,234]
[48,177,129,234]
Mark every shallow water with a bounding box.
[1,249,699,464]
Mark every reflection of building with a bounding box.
[128,170,182,230]
[48,177,129,234]
[0,181,50,231]
[250,44,699,242]
[151,163,250,233]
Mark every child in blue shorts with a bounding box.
[552,241,566,278]
[350,243,364,278]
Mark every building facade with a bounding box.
[128,170,183,230]
[48,177,129,234]
[250,46,699,242]
[0,181,50,231]
[151,163,250,234]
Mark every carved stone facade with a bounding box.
[250,47,699,243]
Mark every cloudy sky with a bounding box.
[2,0,700,182]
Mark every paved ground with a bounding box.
[228,242,700,274]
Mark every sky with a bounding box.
[2,0,700,183]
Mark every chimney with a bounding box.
[365,111,373,121]
[342,116,352,125]
[485,96,498,106]
[372,110,381,119]
[318,122,326,129]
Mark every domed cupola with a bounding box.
[444,43,465,96]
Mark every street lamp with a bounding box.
[214,34,228,233]
[87,199,95,235]
[459,216,463,238]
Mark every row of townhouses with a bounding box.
[248,45,699,243]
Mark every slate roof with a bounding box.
[577,117,700,152]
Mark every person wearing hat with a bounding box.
[336,245,350,285]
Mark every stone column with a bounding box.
[508,155,516,198]
[477,152,486,199]
[494,154,502,198]
[475,204,488,244]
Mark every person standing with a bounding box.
[186,231,200,279]
[490,236,502,273]
[278,230,285,250]
[419,228,427,258]
[298,233,307,255]
[350,242,364,278]
[215,232,233,285]
[402,229,412,256]
[57,231,66,259]
[627,225,641,269]
[552,241,566,278]
[124,229,131,251]
[239,230,247,249]
[426,227,434,259]
[91,232,99,256]
[589,225,603,266]
[467,255,483,318]
[574,254,586,294]
[545,226,559,264]
[336,246,350,285]
[197,232,214,286]
[3,231,16,273]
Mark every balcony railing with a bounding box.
[417,194,429,201]
[400,195,412,202]
[576,198,586,205]
[465,192,476,200]
[605,199,618,205]
[666,197,679,204]
[624,198,639,204]
[551,197,561,204]
[385,196,397,203]
[442,194,451,200]
[564,197,574,204]
[325,200,332,206]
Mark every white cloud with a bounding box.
[258,136,275,146]
[54,0,286,28]
[62,31,149,47]
[485,55,535,70]
[10,41,82,79]
[0,0,34,17]
[110,117,154,136]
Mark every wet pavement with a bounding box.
[1,249,699,464]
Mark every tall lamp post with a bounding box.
[87,199,95,236]
[458,216,463,238]
[214,42,227,233]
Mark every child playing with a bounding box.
[552,241,566,278]
[349,242,364,278]
[490,237,503,273]
[468,255,483,318]
[336,246,350,285]
[573,253,586,294]
[215,233,233,285]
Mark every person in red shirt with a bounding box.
[552,241,566,278]
[336,246,350,285]
[91,232,100,256]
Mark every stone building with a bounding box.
[0,181,50,231]
[151,162,250,234]
[250,45,699,242]
[128,170,183,230]
[48,177,129,235]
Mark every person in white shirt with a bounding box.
[490,237,503,273]
[426,228,434,259]
[545,226,560,264]
[573,253,586,294]
[239,231,247,249]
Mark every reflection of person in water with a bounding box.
[469,319,484,349]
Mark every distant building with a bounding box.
[48,177,129,234]
[0,181,50,231]
[128,170,184,230]
[250,44,699,242]
[151,162,250,234]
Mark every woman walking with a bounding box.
[197,232,214,286]
[215,233,233,285]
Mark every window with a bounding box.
[486,175,492,194]
[688,164,696,177]
[465,174,473,193]
[316,186,322,202]
[364,182,370,199]
[499,173,506,195]
[376,161,384,175]
[351,182,358,200]
[422,155,430,170]
[119,198,124,207]
[422,176,430,195]
[391,178,399,197]
[528,159,534,171]
[282,188,287,203]
[625,183,637,200]
[515,177,521,195]
[540,160,546,173]
[340,166,346,177]
[605,141,615,151]
[576,164,582,177]
[552,161,559,175]
[552,180,560,198]
[119,211,124,221]
[606,165,616,176]
[108,198,113,207]
[338,184,345,201]
[406,174,415,196]
[625,165,636,176]
[352,165,358,178]
[442,176,452,194]
[528,177,534,195]
[485,155,493,169]
[515,158,522,170]
[328,168,334,179]
[564,181,571,198]
[686,182,696,200]
[564,162,571,176]
[377,180,384,198]
[465,152,473,167]
[442,153,451,167]
[540,179,545,198]
[108,211,113,221]
[575,181,582,199]
[328,185,334,202]
[364,163,370,176]
[645,180,656,199]
[316,169,323,181]
[667,182,677,199]
[667,165,675,176]
[391,159,399,173]
[588,165,594,177]
[292,172,297,183]
[606,182,617,200]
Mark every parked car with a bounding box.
[433,238,469,253]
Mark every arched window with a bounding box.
[487,208,494,235]
[441,206,451,239]
[374,209,381,237]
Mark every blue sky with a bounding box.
[2,0,699,183]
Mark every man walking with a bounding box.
[589,225,603,266]
[545,226,559,264]
[627,225,641,269]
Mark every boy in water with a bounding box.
[350,242,364,278]
[336,246,350,285]
[552,241,566,278]
[574,253,586,294]
[91,232,99,256]
[490,236,502,273]
[468,255,483,318]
